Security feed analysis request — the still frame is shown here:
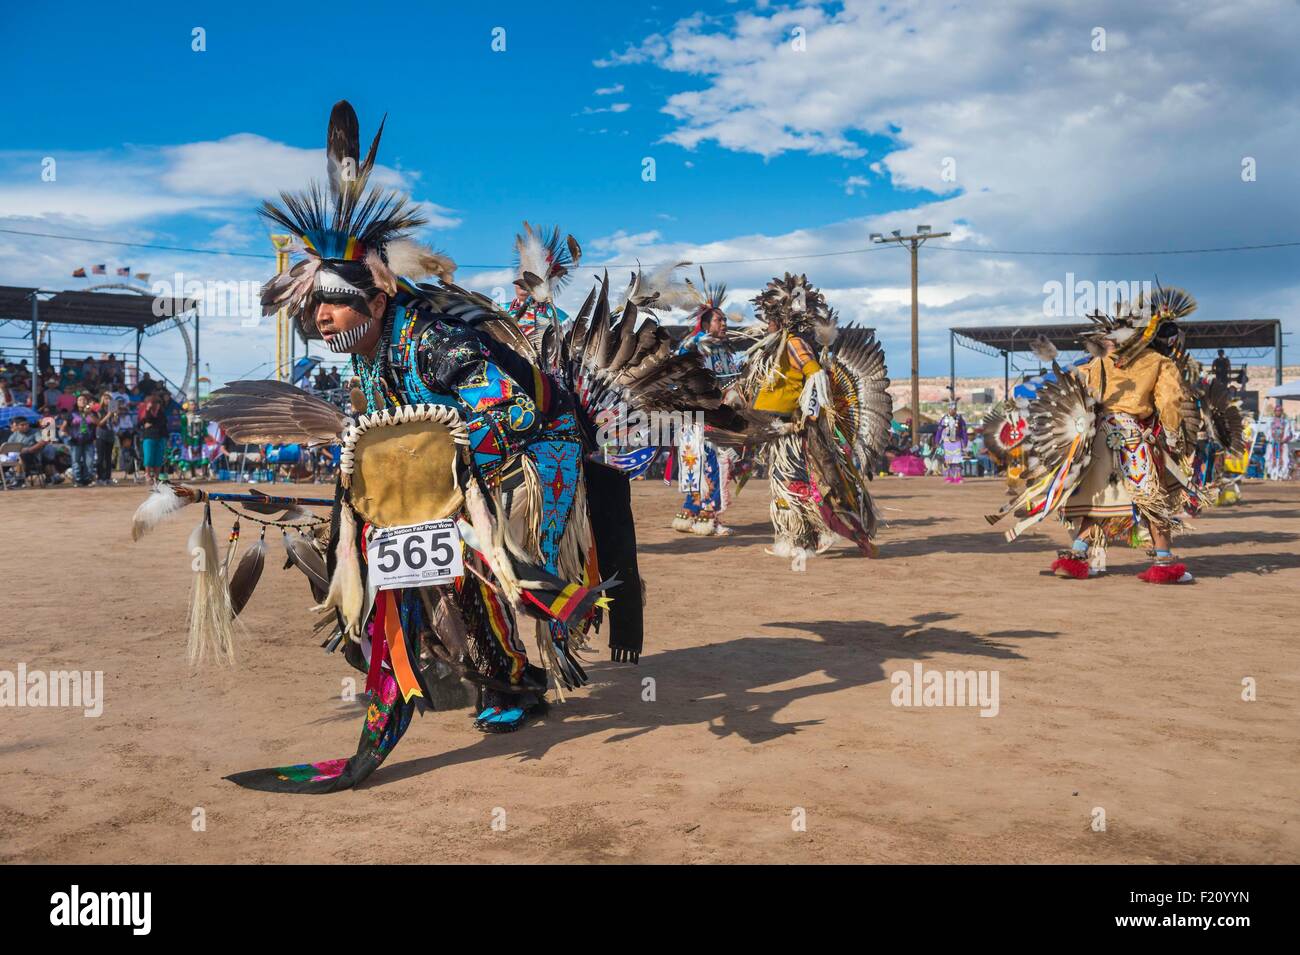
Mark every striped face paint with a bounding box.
[326,318,374,353]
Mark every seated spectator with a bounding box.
[5,415,60,486]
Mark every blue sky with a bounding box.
[2,0,1297,389]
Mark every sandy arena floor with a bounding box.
[1,475,1297,863]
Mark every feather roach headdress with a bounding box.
[259,100,456,341]
[752,273,828,332]
[683,267,729,332]
[512,222,581,305]
[1081,281,1197,366]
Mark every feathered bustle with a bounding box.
[620,261,697,313]
[1030,334,1058,362]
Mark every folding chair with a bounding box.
[0,441,27,489]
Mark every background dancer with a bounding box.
[740,273,892,571]
[988,287,1201,583]
[672,271,746,536]
[935,401,969,483]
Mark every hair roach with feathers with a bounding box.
[258,100,456,337]
[753,273,829,331]
[682,267,732,332]
[513,222,581,304]
[1081,280,1197,365]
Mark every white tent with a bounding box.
[1266,381,1300,400]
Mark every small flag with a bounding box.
[116,266,131,277]
[135,272,151,283]
[91,264,106,275]
[72,267,87,278]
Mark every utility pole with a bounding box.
[871,226,951,448]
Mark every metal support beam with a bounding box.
[29,292,38,409]
[948,328,956,398]
[1003,350,1010,400]
[1277,322,1284,387]
[193,311,201,403]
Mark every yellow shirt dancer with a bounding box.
[741,273,893,571]
[987,286,1200,583]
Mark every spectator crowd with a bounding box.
[0,347,198,490]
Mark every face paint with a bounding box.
[326,318,373,353]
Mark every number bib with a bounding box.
[366,519,465,590]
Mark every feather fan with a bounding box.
[204,379,350,446]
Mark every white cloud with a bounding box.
[0,132,461,388]
[580,102,632,115]
[592,0,1300,371]
[594,84,625,95]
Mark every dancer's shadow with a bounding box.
[1224,508,1299,521]
[635,519,771,554]
[1179,530,1299,549]
[368,613,1059,787]
[876,530,1018,558]
[1190,550,1300,577]
[306,697,370,727]
[882,516,947,529]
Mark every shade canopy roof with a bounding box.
[952,318,1281,357]
[0,286,196,334]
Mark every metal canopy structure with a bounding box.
[0,285,195,335]
[949,318,1285,399]
[0,285,200,408]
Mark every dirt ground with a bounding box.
[1,475,1297,864]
